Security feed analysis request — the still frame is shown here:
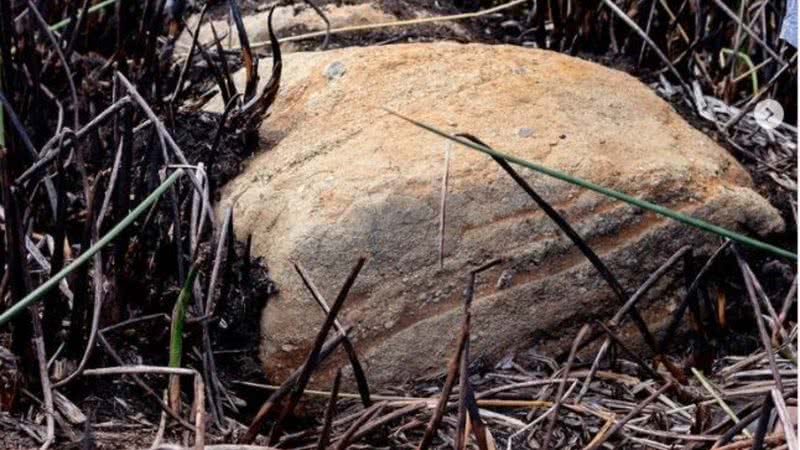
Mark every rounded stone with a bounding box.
[217,43,783,388]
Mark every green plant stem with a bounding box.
[167,263,198,409]
[721,48,759,95]
[385,109,796,261]
[169,265,199,369]
[0,168,185,327]
[49,0,121,32]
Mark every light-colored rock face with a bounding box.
[218,43,783,388]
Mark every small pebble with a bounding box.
[324,61,346,81]
[518,127,535,138]
[496,270,513,290]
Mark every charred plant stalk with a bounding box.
[316,369,342,450]
[541,324,591,449]
[267,258,366,444]
[583,381,674,450]
[294,262,372,407]
[734,249,784,392]
[0,169,185,326]
[456,133,659,355]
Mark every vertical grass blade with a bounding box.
[168,264,200,411]
[169,265,199,370]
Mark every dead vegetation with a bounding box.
[0,0,796,449]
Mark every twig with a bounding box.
[170,4,210,106]
[771,389,798,450]
[114,72,215,226]
[27,0,80,133]
[541,324,591,449]
[709,0,786,65]
[599,0,690,96]
[751,393,773,450]
[17,97,132,184]
[96,334,199,431]
[715,433,787,450]
[741,262,790,345]
[456,133,658,354]
[193,376,205,450]
[417,311,469,449]
[597,321,661,381]
[31,310,54,450]
[734,248,784,392]
[609,245,692,327]
[351,402,428,442]
[201,208,232,427]
[583,381,674,450]
[777,277,797,330]
[315,369,341,450]
[692,367,752,438]
[577,244,691,400]
[293,262,371,407]
[241,259,364,444]
[455,268,490,450]
[660,240,731,352]
[438,142,451,269]
[227,0,256,99]
[239,330,350,444]
[267,257,366,445]
[301,0,331,50]
[575,339,610,403]
[83,366,195,376]
[332,402,387,450]
[52,206,105,389]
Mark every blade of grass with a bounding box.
[171,270,200,359]
[720,49,759,95]
[169,265,200,412]
[383,109,796,261]
[0,168,185,326]
[49,0,120,31]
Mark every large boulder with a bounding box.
[217,43,783,388]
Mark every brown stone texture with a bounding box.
[217,43,783,388]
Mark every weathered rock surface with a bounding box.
[217,43,783,388]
